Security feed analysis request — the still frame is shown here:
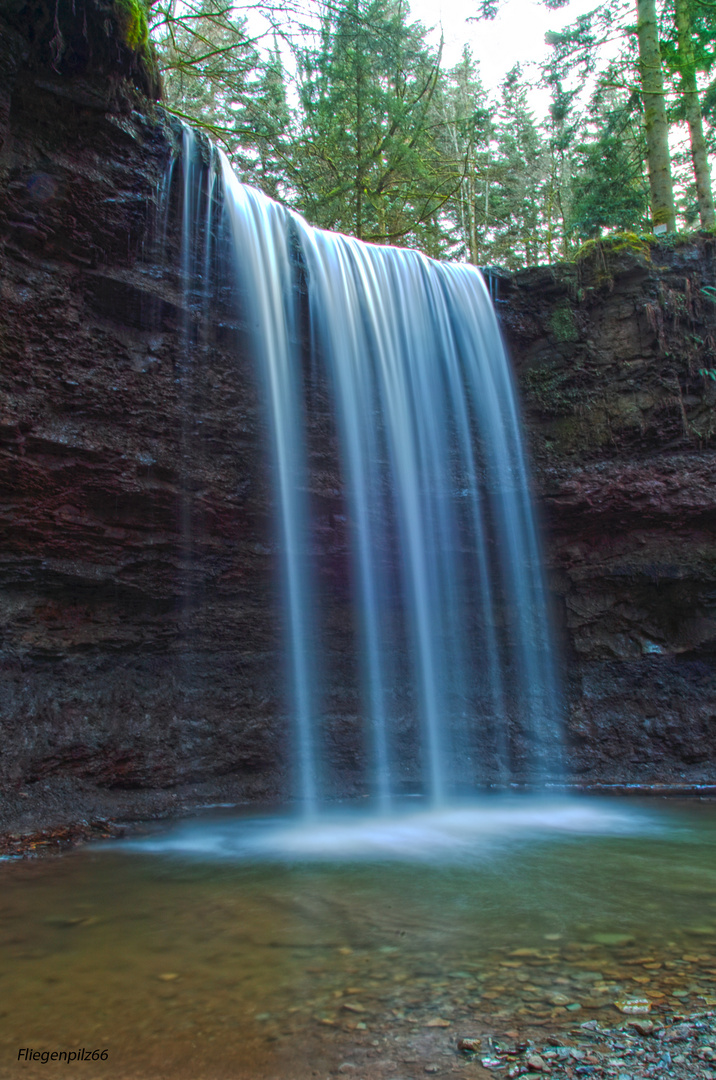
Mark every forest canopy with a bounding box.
[100,0,716,266]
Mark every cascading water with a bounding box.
[169,130,561,812]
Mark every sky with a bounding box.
[405,0,606,116]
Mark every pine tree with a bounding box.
[661,0,716,227]
[481,66,546,268]
[543,81,581,259]
[636,0,676,230]
[567,77,650,239]
[433,47,493,263]
[293,0,454,248]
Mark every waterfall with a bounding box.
[169,132,561,810]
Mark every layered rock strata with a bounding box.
[0,14,288,834]
[499,242,716,786]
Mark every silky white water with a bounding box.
[172,130,561,810]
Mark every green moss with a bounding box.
[115,0,149,51]
[548,303,579,343]
[574,231,653,263]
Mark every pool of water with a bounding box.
[2,797,716,1079]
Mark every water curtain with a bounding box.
[170,131,561,811]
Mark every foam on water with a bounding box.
[121,798,658,864]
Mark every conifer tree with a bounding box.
[567,78,650,238]
[293,0,455,248]
[661,0,715,227]
[433,47,493,263]
[636,0,676,229]
[481,66,546,268]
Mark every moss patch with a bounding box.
[115,0,149,50]
[575,231,653,264]
[548,303,579,343]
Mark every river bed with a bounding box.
[2,797,716,1078]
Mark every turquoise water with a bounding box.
[1,797,716,1078]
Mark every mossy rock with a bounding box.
[115,0,149,50]
[574,228,715,266]
[575,231,653,264]
[548,303,579,343]
[3,0,161,99]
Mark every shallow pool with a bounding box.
[2,797,716,1079]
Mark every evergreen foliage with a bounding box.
[144,0,715,267]
[292,0,452,247]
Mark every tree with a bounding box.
[152,0,258,142]
[292,0,456,248]
[542,80,580,258]
[540,0,676,232]
[636,0,676,230]
[567,78,650,238]
[432,47,493,263]
[662,0,715,227]
[481,66,547,267]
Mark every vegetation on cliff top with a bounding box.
[7,0,716,269]
[144,0,715,269]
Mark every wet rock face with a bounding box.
[499,243,716,785]
[0,20,289,824]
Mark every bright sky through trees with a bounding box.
[407,0,609,114]
[154,0,716,265]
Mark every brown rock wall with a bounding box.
[498,240,716,785]
[0,26,292,834]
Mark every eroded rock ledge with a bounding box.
[499,243,716,785]
[0,12,286,840]
[1,11,716,842]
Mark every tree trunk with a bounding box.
[674,0,715,228]
[355,61,364,240]
[468,170,477,264]
[636,0,676,231]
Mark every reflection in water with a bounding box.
[1,798,716,1079]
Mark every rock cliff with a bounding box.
[0,9,288,837]
[2,9,716,842]
[499,241,716,788]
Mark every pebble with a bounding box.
[484,1008,716,1080]
[629,1019,654,1035]
[615,997,651,1014]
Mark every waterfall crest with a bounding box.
[170,132,562,809]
